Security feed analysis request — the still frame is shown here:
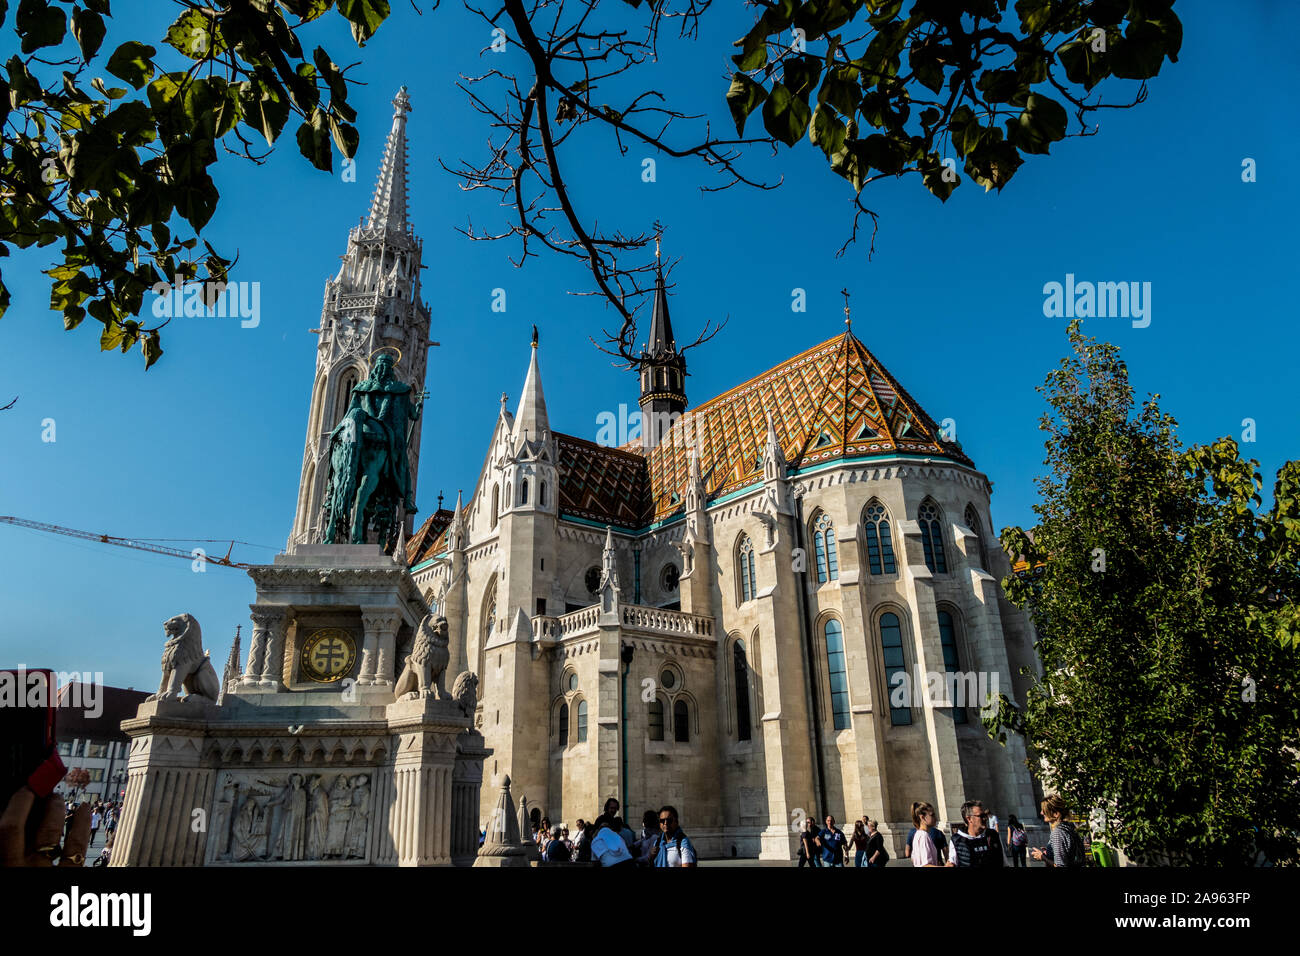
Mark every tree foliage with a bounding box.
[3,1,1183,366]
[991,322,1300,866]
[0,0,390,367]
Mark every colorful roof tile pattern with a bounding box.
[555,433,650,527]
[413,329,972,543]
[406,507,455,565]
[643,330,970,521]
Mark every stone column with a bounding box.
[241,605,270,685]
[257,608,288,688]
[362,609,401,686]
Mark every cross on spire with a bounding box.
[841,287,852,329]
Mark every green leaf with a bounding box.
[142,330,163,369]
[762,82,812,148]
[947,105,981,158]
[1110,20,1168,80]
[725,72,768,137]
[1014,0,1053,33]
[1007,92,1067,155]
[329,115,359,159]
[922,156,960,202]
[238,77,291,146]
[809,103,846,162]
[16,0,65,54]
[817,64,860,118]
[164,9,224,61]
[1057,36,1110,91]
[336,0,390,45]
[731,22,768,72]
[106,41,156,89]
[70,7,106,62]
[296,107,332,171]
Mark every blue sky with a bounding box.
[2,3,1297,691]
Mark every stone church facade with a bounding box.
[404,279,1040,860]
[278,88,1039,861]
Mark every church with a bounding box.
[291,90,1040,860]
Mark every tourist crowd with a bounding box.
[798,793,1084,868]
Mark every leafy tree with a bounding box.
[991,321,1300,866]
[3,1,1185,366]
[1,0,392,367]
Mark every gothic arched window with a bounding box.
[918,501,948,574]
[490,484,499,528]
[824,619,849,730]
[863,500,896,575]
[880,612,912,726]
[737,534,757,604]
[539,481,547,508]
[964,504,989,571]
[812,512,839,583]
[576,699,589,742]
[733,639,752,741]
[938,609,967,724]
[557,701,569,745]
[673,699,689,742]
[648,698,664,741]
[520,478,529,505]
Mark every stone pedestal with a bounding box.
[111,546,488,867]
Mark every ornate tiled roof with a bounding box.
[643,330,970,521]
[406,507,455,565]
[414,328,972,543]
[555,433,650,527]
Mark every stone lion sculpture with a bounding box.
[149,613,221,702]
[451,671,479,717]
[394,614,450,700]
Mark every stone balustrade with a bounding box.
[530,603,713,642]
[620,605,714,638]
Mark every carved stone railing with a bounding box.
[532,603,714,643]
[620,605,714,639]
[533,606,601,641]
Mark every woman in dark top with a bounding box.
[798,817,821,867]
[851,820,869,867]
[865,819,887,867]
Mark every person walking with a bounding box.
[1006,815,1028,867]
[949,800,1004,868]
[850,820,869,867]
[818,814,847,867]
[906,818,949,863]
[798,817,820,868]
[910,802,953,867]
[653,806,698,867]
[1031,795,1084,867]
[90,808,102,845]
[865,820,888,867]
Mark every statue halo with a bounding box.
[369,345,402,366]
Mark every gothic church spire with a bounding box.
[366,87,412,236]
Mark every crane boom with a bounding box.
[0,516,255,570]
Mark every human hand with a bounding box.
[0,790,92,867]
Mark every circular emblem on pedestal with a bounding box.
[300,628,356,683]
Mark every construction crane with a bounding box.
[0,516,259,570]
